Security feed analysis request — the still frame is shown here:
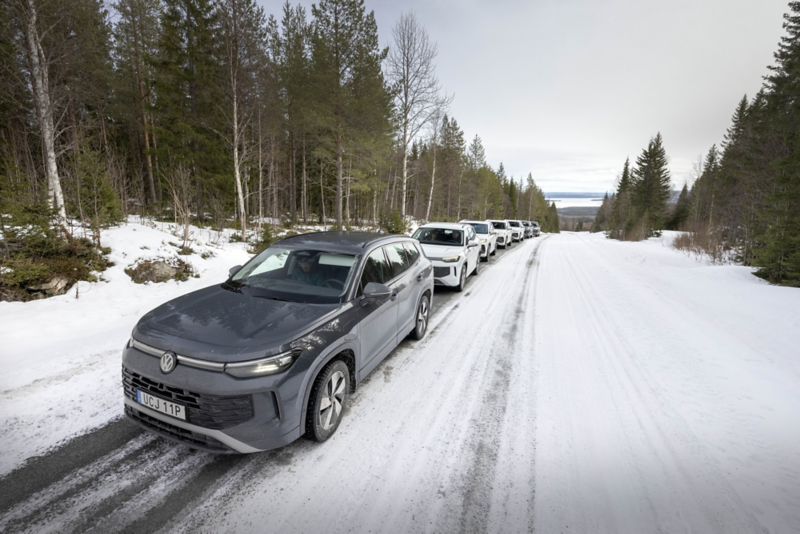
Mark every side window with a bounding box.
[384,243,411,279]
[403,241,420,265]
[359,248,390,294]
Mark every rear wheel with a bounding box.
[410,294,430,340]
[305,360,349,442]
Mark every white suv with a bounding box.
[507,220,524,242]
[489,220,513,249]
[412,223,481,292]
[459,220,497,261]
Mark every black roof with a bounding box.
[275,231,409,254]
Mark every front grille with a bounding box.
[125,405,234,453]
[122,367,254,430]
[433,266,452,278]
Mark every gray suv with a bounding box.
[122,232,433,453]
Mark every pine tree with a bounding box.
[752,1,800,285]
[668,183,690,230]
[310,0,392,227]
[608,157,633,239]
[632,133,671,235]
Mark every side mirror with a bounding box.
[361,282,392,305]
[229,265,242,278]
[468,240,478,248]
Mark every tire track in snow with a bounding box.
[532,234,768,533]
[0,239,539,534]
[453,237,546,534]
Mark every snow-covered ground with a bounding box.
[1,227,799,533]
[0,220,252,476]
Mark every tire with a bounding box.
[455,265,467,292]
[472,258,480,276]
[305,360,350,443]
[490,244,497,256]
[410,294,430,340]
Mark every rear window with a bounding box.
[384,243,411,278]
[403,241,421,264]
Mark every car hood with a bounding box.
[134,284,339,357]
[420,244,464,259]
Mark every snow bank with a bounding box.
[0,219,253,475]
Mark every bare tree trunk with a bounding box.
[335,135,343,227]
[301,135,307,223]
[257,111,263,236]
[320,159,326,226]
[289,133,296,221]
[25,0,67,228]
[130,8,157,205]
[401,128,408,218]
[232,87,247,237]
[426,141,437,221]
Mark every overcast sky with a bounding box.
[269,0,790,193]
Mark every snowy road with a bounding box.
[2,232,800,533]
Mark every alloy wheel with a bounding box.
[319,370,346,430]
[417,298,429,335]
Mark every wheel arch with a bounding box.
[299,346,358,435]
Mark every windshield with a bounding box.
[508,221,521,227]
[413,228,464,246]
[467,223,489,234]
[227,247,358,304]
[522,221,530,227]
[491,221,506,230]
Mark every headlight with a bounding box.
[479,238,487,243]
[225,350,297,378]
[441,255,461,263]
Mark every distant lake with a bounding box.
[543,192,606,209]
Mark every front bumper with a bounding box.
[122,345,302,453]
[430,259,463,286]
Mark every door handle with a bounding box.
[390,291,397,301]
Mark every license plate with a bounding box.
[136,389,186,421]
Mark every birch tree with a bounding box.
[387,11,450,219]
[218,0,267,237]
[11,0,68,228]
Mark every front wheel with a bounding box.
[490,245,497,256]
[455,265,467,292]
[410,294,430,340]
[473,258,480,276]
[305,360,350,443]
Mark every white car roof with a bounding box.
[419,222,470,230]
[459,220,491,224]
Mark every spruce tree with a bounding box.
[632,133,671,235]
[753,1,800,285]
[668,183,690,230]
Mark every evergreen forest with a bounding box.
[594,1,800,287]
[0,0,560,300]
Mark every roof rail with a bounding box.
[362,234,403,248]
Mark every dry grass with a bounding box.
[672,223,732,264]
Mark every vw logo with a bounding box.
[160,351,177,374]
